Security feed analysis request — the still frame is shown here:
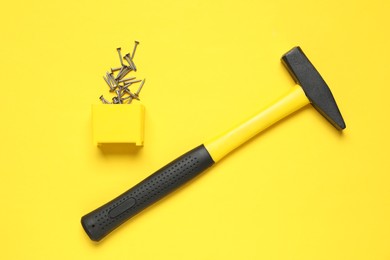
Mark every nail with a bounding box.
[118,76,136,83]
[103,75,115,92]
[117,47,124,66]
[106,72,117,91]
[111,67,121,73]
[131,41,139,59]
[99,95,111,104]
[122,89,140,100]
[123,79,142,86]
[115,66,131,81]
[112,97,121,104]
[128,79,145,104]
[109,73,119,87]
[124,54,137,71]
[103,75,112,89]
[134,79,145,96]
[115,66,126,80]
[115,89,125,100]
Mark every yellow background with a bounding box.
[1,0,389,259]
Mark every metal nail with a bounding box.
[111,67,121,73]
[109,73,118,87]
[123,79,142,86]
[118,76,136,83]
[115,89,124,100]
[115,66,131,81]
[106,73,117,91]
[124,54,137,71]
[122,89,140,100]
[131,41,139,59]
[134,79,145,96]
[100,95,111,104]
[117,47,124,66]
[112,97,121,104]
[115,66,126,80]
[104,75,115,92]
[122,96,140,101]
[103,76,112,89]
[128,79,145,104]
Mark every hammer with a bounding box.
[81,46,346,241]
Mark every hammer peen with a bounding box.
[81,46,346,241]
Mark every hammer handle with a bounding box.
[81,145,214,241]
[82,85,309,241]
[204,85,309,162]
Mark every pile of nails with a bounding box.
[100,41,146,104]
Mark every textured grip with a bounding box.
[81,145,214,241]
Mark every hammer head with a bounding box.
[282,47,346,130]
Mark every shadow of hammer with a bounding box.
[82,46,346,242]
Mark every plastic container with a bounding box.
[92,103,145,146]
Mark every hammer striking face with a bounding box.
[82,46,346,242]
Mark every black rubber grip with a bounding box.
[81,145,214,241]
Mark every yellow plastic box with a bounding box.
[92,103,145,146]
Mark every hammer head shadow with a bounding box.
[282,47,346,130]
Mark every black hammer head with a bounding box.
[282,47,346,130]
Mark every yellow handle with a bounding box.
[204,85,310,162]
